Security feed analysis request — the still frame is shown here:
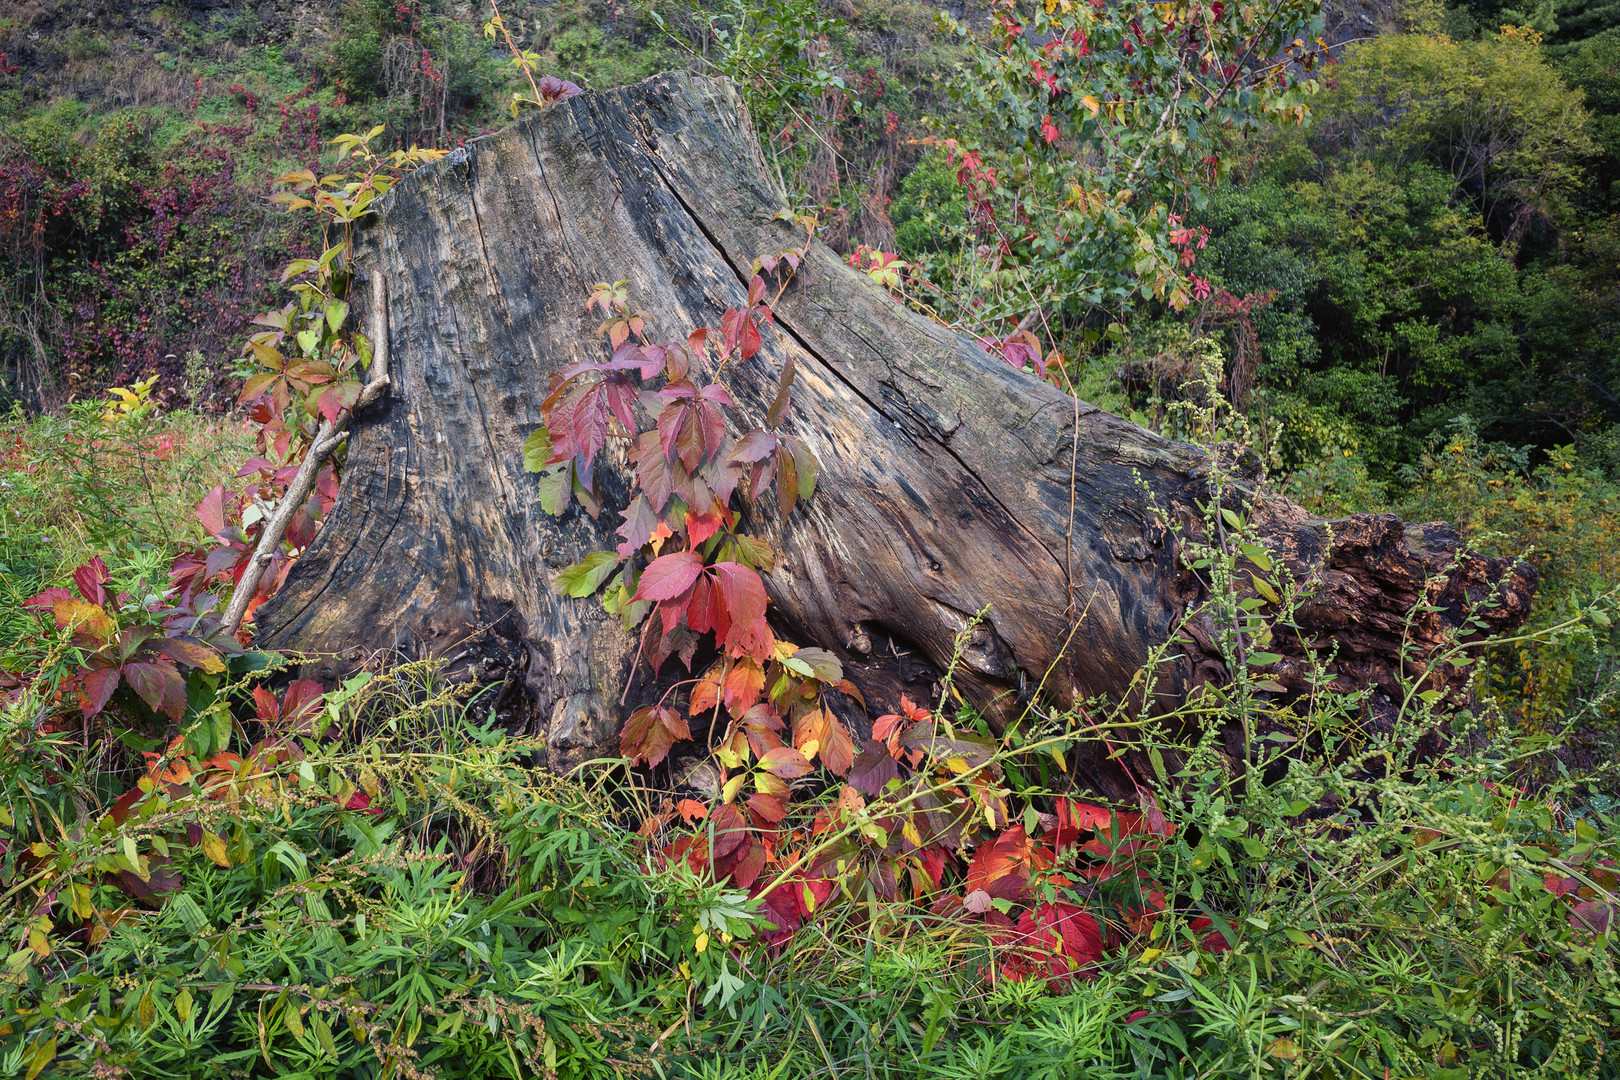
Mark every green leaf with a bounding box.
[1250,574,1281,605]
[1245,652,1282,667]
[325,299,349,333]
[1591,607,1611,628]
[555,551,619,598]
[1220,507,1243,531]
[523,427,554,473]
[537,466,571,515]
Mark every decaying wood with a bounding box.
[257,72,1536,777]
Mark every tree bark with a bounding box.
[257,72,1536,779]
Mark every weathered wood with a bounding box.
[257,71,1536,775]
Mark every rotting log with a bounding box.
[257,71,1536,786]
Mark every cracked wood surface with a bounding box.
[258,72,1536,775]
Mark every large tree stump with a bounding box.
[258,72,1535,777]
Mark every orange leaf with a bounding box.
[820,709,856,777]
[724,658,765,718]
[689,663,724,717]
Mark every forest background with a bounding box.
[1,0,1620,1075]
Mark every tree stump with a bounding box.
[258,72,1536,777]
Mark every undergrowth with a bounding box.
[3,383,1620,1078]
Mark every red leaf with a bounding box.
[747,791,788,823]
[74,557,111,607]
[76,666,121,718]
[709,802,750,858]
[685,575,726,639]
[23,586,72,612]
[731,837,767,889]
[730,429,778,464]
[281,680,327,731]
[727,612,775,662]
[635,551,705,602]
[123,661,187,721]
[966,825,1038,893]
[252,685,281,726]
[1545,873,1581,897]
[712,562,767,631]
[620,705,684,768]
[604,373,639,433]
[1571,899,1614,933]
[197,485,230,538]
[917,845,948,887]
[1021,901,1103,968]
[686,505,725,547]
[759,746,813,779]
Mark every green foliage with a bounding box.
[1315,29,1594,246]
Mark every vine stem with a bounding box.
[222,273,392,637]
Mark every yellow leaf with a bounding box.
[694,932,709,953]
[1080,95,1101,116]
[1266,1036,1301,1061]
[25,1036,55,1080]
[199,831,231,868]
[1251,574,1281,605]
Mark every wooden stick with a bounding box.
[222,273,390,636]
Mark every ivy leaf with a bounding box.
[616,496,659,557]
[759,746,813,780]
[788,647,842,684]
[766,356,796,427]
[635,551,705,602]
[710,561,767,622]
[784,435,819,499]
[123,661,188,721]
[848,739,899,795]
[523,426,555,472]
[620,705,690,768]
[689,663,724,716]
[555,551,619,598]
[731,429,778,464]
[76,667,121,718]
[324,299,349,333]
[724,658,766,717]
[820,713,856,777]
[536,464,571,515]
[747,792,789,822]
